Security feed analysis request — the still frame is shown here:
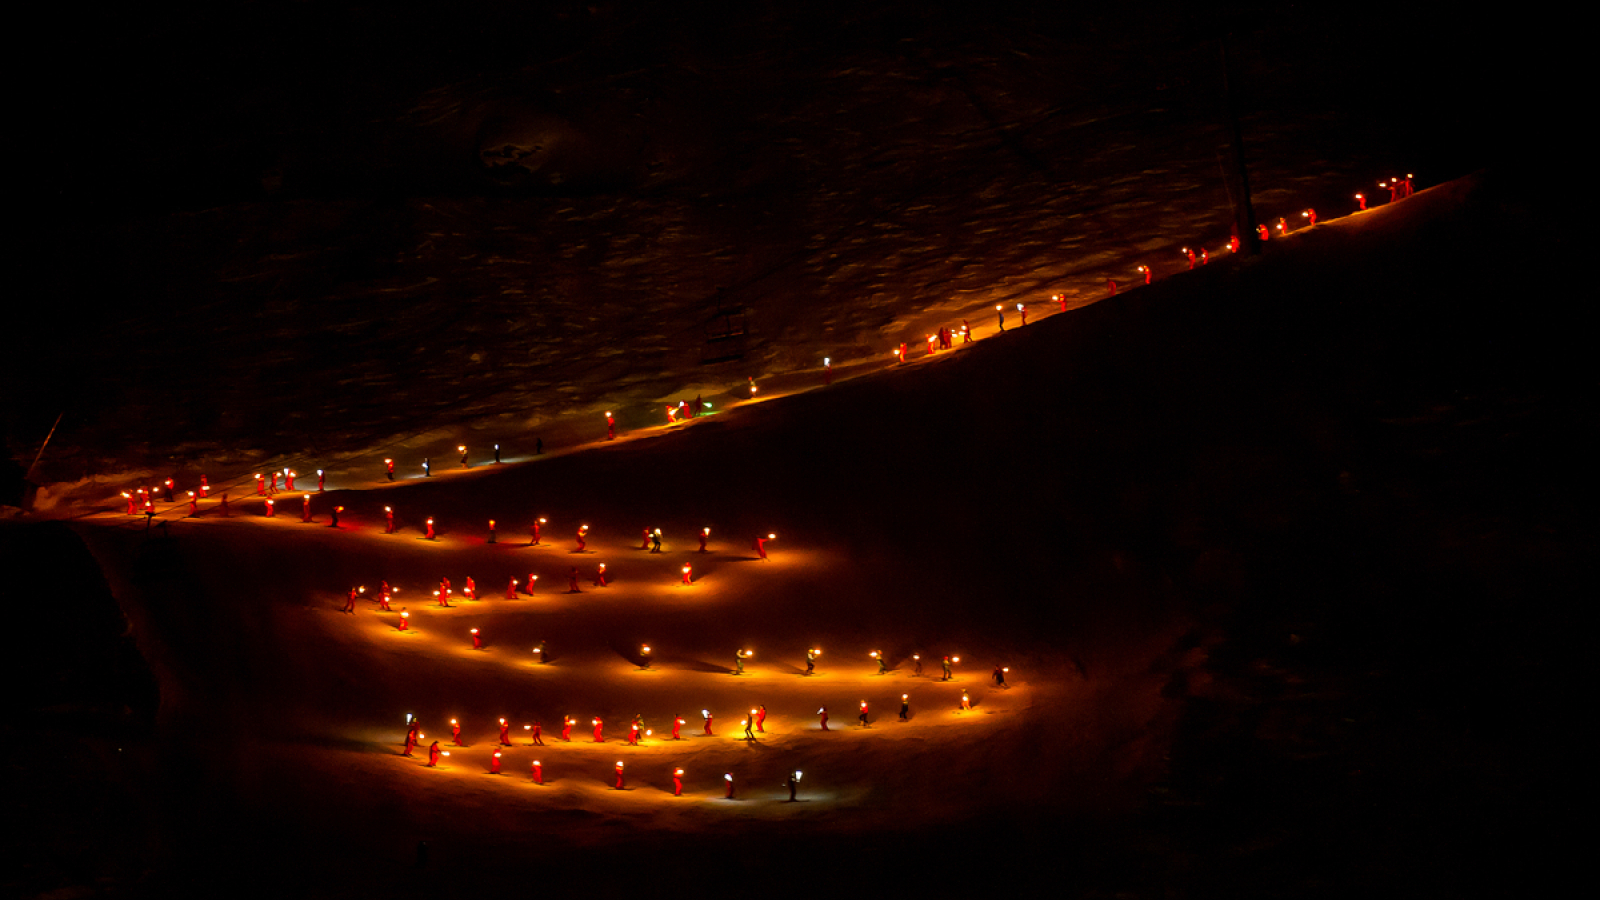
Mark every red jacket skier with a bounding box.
[594,564,607,587]
[561,716,575,741]
[698,528,710,553]
[673,768,684,796]
[592,717,604,742]
[426,741,442,767]
[451,719,463,745]
[575,525,588,552]
[506,578,519,599]
[756,705,767,733]
[531,760,543,784]
[530,722,543,745]
[385,506,395,533]
[681,564,692,585]
[754,533,772,560]
[702,709,714,735]
[499,718,512,745]
[671,715,685,740]
[490,750,502,774]
[614,761,625,789]
[471,628,483,649]
[818,707,829,731]
[397,609,410,631]
[425,517,436,540]
[858,700,870,727]
[463,576,476,600]
[724,773,734,799]
[641,528,652,550]
[568,568,582,593]
[526,573,539,594]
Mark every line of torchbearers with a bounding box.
[348,585,1004,683]
[117,171,1419,518]
[403,722,789,800]
[885,170,1419,360]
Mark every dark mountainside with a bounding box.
[7,3,1585,898]
[16,1,1562,477]
[8,169,1590,897]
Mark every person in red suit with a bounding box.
[753,534,771,560]
[529,722,544,745]
[525,573,539,594]
[724,773,734,799]
[702,709,714,735]
[594,564,608,587]
[592,717,604,742]
[426,741,442,767]
[671,715,685,740]
[499,718,512,746]
[490,750,502,774]
[472,629,484,650]
[614,761,625,789]
[756,705,767,733]
[561,716,575,741]
[575,525,588,552]
[858,700,870,727]
[568,568,582,593]
[506,577,519,599]
[397,609,410,631]
[673,768,684,796]
[451,719,464,746]
[818,707,829,731]
[531,760,543,784]
[681,564,693,585]
[698,528,710,553]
